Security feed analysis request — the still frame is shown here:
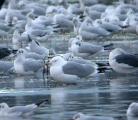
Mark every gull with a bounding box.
[0,8,7,19]
[32,16,53,27]
[89,4,107,13]
[12,30,22,50]
[67,4,83,15]
[28,39,49,58]
[18,1,46,16]
[84,7,102,20]
[69,37,113,58]
[71,112,114,120]
[53,14,74,33]
[49,56,97,83]
[5,1,26,25]
[14,51,45,75]
[47,0,68,8]
[0,100,49,117]
[79,17,110,40]
[79,0,98,10]
[46,5,67,15]
[17,48,45,60]
[72,17,81,35]
[109,48,138,73]
[95,19,122,33]
[127,102,138,117]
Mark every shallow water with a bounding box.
[1,71,138,120]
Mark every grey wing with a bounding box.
[115,54,138,67]
[80,30,98,40]
[56,18,73,28]
[62,62,94,77]
[101,23,121,32]
[23,60,43,72]
[89,11,101,20]
[26,53,44,60]
[86,26,109,36]
[0,61,13,72]
[78,44,102,54]
[10,106,28,113]
[30,30,46,37]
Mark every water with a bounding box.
[0,71,138,120]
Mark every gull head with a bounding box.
[17,49,26,55]
[0,103,9,110]
[127,102,138,116]
[109,48,125,60]
[50,56,66,66]
[72,113,86,120]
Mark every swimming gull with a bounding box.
[0,100,49,117]
[71,112,114,120]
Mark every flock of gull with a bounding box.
[0,0,138,119]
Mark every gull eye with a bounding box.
[19,50,23,53]
[76,42,81,46]
[0,105,4,109]
[54,59,58,63]
[74,114,80,119]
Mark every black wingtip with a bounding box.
[28,34,32,42]
[35,99,50,107]
[0,0,5,9]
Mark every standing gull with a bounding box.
[49,56,97,83]
[14,51,45,75]
[17,49,45,60]
[69,38,113,58]
[109,48,138,73]
[28,39,49,58]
